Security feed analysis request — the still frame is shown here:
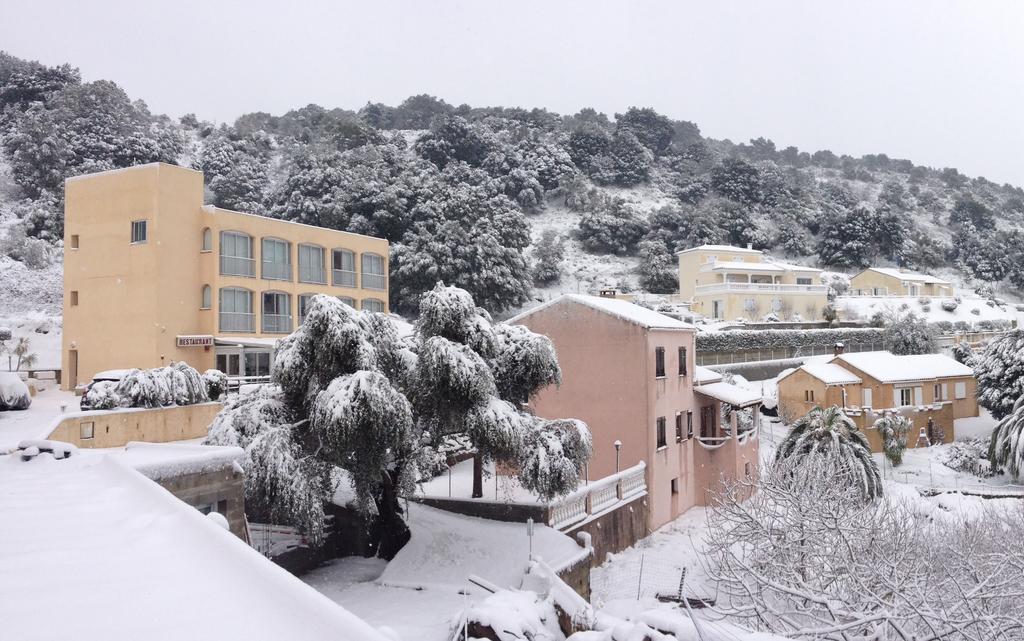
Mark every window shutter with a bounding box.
[862,388,872,408]
[955,382,967,399]
[914,387,923,406]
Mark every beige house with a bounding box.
[849,267,953,297]
[511,294,761,530]
[777,350,978,451]
[62,163,390,390]
[676,244,828,321]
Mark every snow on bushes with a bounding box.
[696,327,886,352]
[202,369,229,400]
[939,438,993,477]
[80,362,210,410]
[0,372,31,410]
[941,299,959,312]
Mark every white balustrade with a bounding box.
[547,462,648,530]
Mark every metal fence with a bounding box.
[595,553,687,602]
[696,341,885,366]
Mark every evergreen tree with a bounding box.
[531,229,565,286]
[577,198,646,254]
[882,311,936,355]
[637,238,678,293]
[975,330,1024,420]
[989,396,1024,479]
[710,157,762,205]
[615,106,674,155]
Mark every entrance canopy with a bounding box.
[695,381,762,408]
[214,337,280,349]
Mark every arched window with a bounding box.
[332,248,357,287]
[220,231,254,277]
[361,253,386,290]
[298,293,316,325]
[362,298,385,313]
[201,228,213,252]
[298,243,326,284]
[262,291,292,333]
[219,288,254,332]
[261,237,292,281]
[201,285,212,310]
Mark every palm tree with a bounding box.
[12,337,38,372]
[989,395,1024,479]
[775,405,883,499]
[874,413,911,466]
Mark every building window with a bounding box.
[362,298,385,313]
[244,352,271,378]
[675,412,683,442]
[361,253,387,290]
[130,220,148,244]
[804,389,815,402]
[954,382,967,400]
[934,383,944,401]
[219,288,254,332]
[671,478,679,494]
[70,291,79,306]
[201,285,212,310]
[678,346,687,376]
[80,421,94,440]
[656,417,667,449]
[863,388,873,408]
[332,248,357,287]
[220,231,254,277]
[686,410,693,439]
[796,277,813,285]
[261,238,291,281]
[655,347,665,378]
[700,406,715,439]
[338,296,356,308]
[70,234,80,249]
[745,462,752,478]
[298,244,326,284]
[217,499,228,514]
[201,228,212,252]
[898,388,914,407]
[298,294,315,325]
[262,291,292,333]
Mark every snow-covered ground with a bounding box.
[304,501,586,641]
[834,294,1021,326]
[418,456,540,503]
[0,386,79,451]
[0,311,62,371]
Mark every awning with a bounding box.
[214,337,281,349]
[695,381,762,408]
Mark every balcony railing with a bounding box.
[332,269,357,288]
[695,282,828,294]
[362,272,387,291]
[262,313,293,334]
[220,255,256,277]
[262,261,292,281]
[299,269,327,285]
[219,312,255,332]
[547,462,647,530]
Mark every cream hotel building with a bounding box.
[62,163,389,390]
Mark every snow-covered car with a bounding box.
[79,369,132,410]
[0,372,31,411]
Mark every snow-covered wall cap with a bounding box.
[506,295,694,330]
[694,366,723,384]
[857,267,950,285]
[694,381,762,407]
[833,351,973,383]
[113,441,244,481]
[675,244,763,255]
[796,362,863,385]
[64,162,202,184]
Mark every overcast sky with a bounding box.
[2,0,1022,185]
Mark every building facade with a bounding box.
[777,350,978,450]
[849,268,954,297]
[676,244,828,321]
[62,163,389,390]
[511,294,760,530]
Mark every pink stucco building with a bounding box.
[510,295,761,530]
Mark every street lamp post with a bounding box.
[614,439,622,474]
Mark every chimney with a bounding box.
[746,242,753,250]
[834,342,845,357]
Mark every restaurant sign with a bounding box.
[177,335,214,347]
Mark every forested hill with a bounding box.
[2,50,1023,317]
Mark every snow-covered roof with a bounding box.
[705,261,785,272]
[694,381,762,407]
[0,454,391,641]
[215,336,280,348]
[769,260,823,273]
[797,362,863,385]
[507,295,693,330]
[694,366,723,384]
[107,441,244,481]
[858,268,950,285]
[834,351,974,383]
[676,244,763,255]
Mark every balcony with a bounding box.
[332,269,357,288]
[262,313,292,334]
[695,282,827,294]
[362,272,387,291]
[261,260,292,281]
[219,312,254,332]
[220,255,256,278]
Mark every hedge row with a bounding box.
[696,328,886,352]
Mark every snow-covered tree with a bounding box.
[775,406,882,499]
[873,413,911,466]
[636,238,678,293]
[614,106,674,155]
[988,395,1024,479]
[577,198,645,255]
[975,330,1024,420]
[82,362,210,410]
[531,229,565,286]
[882,310,936,355]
